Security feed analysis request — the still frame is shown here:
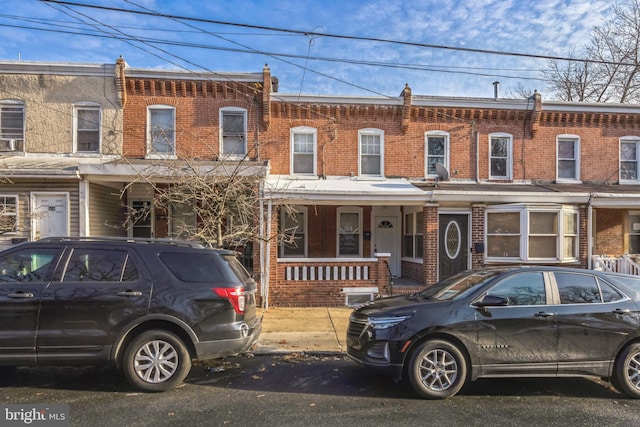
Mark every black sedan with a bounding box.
[347,266,640,399]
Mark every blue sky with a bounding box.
[0,0,615,99]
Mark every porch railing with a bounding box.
[285,263,370,281]
[592,254,640,275]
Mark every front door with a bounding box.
[33,194,69,240]
[439,214,468,280]
[374,216,399,277]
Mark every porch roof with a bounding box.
[0,155,113,179]
[78,158,269,182]
[265,175,427,205]
[415,181,640,207]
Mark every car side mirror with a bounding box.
[474,294,509,308]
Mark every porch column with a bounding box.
[423,203,439,285]
[471,204,485,269]
[375,253,391,292]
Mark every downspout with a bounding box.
[264,199,273,309]
[77,171,89,236]
[587,193,594,270]
[474,123,479,183]
[259,184,266,306]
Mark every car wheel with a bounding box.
[613,343,640,398]
[407,339,467,399]
[122,330,192,392]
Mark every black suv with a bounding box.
[0,237,262,391]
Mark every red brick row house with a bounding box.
[2,58,640,307]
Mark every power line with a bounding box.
[40,0,640,67]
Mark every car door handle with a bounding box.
[534,311,555,318]
[117,291,143,297]
[7,292,35,299]
[612,308,631,314]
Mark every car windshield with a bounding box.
[417,269,505,301]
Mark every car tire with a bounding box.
[407,339,467,399]
[613,343,640,398]
[122,330,192,392]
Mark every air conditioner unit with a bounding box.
[0,139,16,151]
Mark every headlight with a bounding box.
[367,315,412,330]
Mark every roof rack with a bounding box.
[37,236,206,249]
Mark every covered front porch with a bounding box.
[261,175,427,307]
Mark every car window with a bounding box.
[555,272,603,304]
[159,252,226,282]
[221,254,251,281]
[63,249,139,282]
[418,269,505,301]
[598,279,625,302]
[0,248,58,282]
[487,272,546,305]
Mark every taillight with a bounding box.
[213,287,246,314]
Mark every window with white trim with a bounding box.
[74,104,101,153]
[147,105,175,157]
[489,133,512,179]
[620,137,640,182]
[425,131,449,177]
[169,200,196,238]
[337,207,362,257]
[403,210,424,259]
[629,212,640,254]
[359,129,383,177]
[486,204,578,262]
[0,195,17,234]
[280,207,307,257]
[221,108,247,157]
[291,127,317,176]
[0,100,24,152]
[557,135,580,181]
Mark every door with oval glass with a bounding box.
[439,214,469,280]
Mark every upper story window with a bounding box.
[359,129,384,177]
[337,207,362,257]
[425,131,449,177]
[0,195,18,234]
[620,137,640,183]
[220,108,247,158]
[291,127,317,176]
[0,100,25,153]
[486,204,578,263]
[74,104,101,153]
[147,105,175,158]
[489,133,512,180]
[280,207,307,257]
[557,135,580,182]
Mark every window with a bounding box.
[0,196,17,234]
[487,272,546,305]
[403,210,424,259]
[221,108,247,157]
[63,249,139,282]
[557,135,580,181]
[425,131,449,177]
[129,201,153,238]
[147,105,175,157]
[0,100,24,152]
[159,252,225,282]
[486,204,578,262]
[280,207,307,257]
[359,129,383,177]
[620,137,640,182]
[337,207,362,257]
[629,212,640,254]
[489,133,512,179]
[74,105,101,153]
[0,248,58,282]
[170,201,196,238]
[555,273,623,304]
[291,127,317,176]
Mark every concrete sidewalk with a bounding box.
[253,307,352,354]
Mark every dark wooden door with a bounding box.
[439,214,469,280]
